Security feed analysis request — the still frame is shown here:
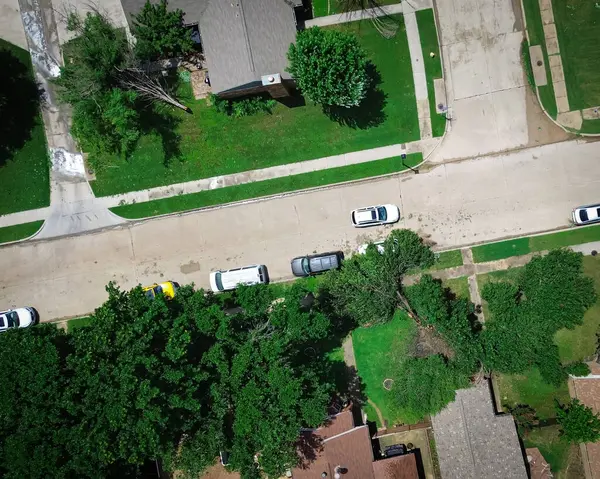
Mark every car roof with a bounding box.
[355,209,377,223]
[583,206,600,220]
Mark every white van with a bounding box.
[209,264,268,292]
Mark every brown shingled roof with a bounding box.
[372,454,419,479]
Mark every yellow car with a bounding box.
[143,281,180,300]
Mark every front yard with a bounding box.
[91,16,419,197]
[312,0,399,18]
[0,39,50,215]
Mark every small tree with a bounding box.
[132,0,194,61]
[506,404,539,436]
[287,27,369,107]
[556,399,600,444]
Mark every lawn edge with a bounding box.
[0,220,45,246]
[109,155,429,221]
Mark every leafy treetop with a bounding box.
[556,399,600,444]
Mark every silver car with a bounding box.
[572,203,600,226]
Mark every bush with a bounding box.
[287,27,369,107]
[210,94,277,118]
[556,399,600,444]
[564,361,591,377]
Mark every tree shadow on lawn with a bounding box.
[322,62,387,129]
[0,48,43,166]
[138,104,183,168]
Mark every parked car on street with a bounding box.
[143,281,180,300]
[0,307,38,332]
[291,252,343,277]
[351,204,400,227]
[209,265,268,292]
[572,203,600,226]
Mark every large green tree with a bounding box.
[287,27,370,107]
[323,229,434,326]
[556,399,600,444]
[132,0,194,61]
[481,249,596,385]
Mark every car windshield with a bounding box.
[302,257,310,275]
[580,210,589,222]
[4,311,18,328]
[215,272,224,291]
[145,289,155,300]
[377,207,387,221]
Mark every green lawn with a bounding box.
[0,220,44,244]
[495,369,570,419]
[312,0,399,17]
[91,16,419,197]
[471,224,600,263]
[66,316,92,332]
[523,426,583,479]
[521,0,558,118]
[552,0,600,110]
[0,39,50,215]
[431,249,463,270]
[442,276,470,300]
[416,9,446,137]
[111,153,421,218]
[580,118,600,134]
[353,311,418,426]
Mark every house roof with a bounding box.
[371,454,419,479]
[293,425,376,479]
[431,380,528,479]
[525,448,552,479]
[198,0,297,94]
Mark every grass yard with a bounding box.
[91,16,419,197]
[521,0,558,118]
[441,276,470,300]
[111,153,421,218]
[431,249,463,270]
[0,220,44,244]
[495,369,570,419]
[66,316,92,332]
[0,39,50,215]
[312,0,399,17]
[353,311,418,427]
[416,9,446,137]
[523,425,584,479]
[580,118,600,134]
[471,224,600,263]
[552,0,600,110]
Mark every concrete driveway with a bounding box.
[0,140,599,321]
[433,0,535,160]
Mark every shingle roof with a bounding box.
[371,454,419,479]
[198,0,297,94]
[431,380,528,479]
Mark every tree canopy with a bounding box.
[481,249,596,385]
[0,282,336,479]
[132,0,194,61]
[556,399,600,444]
[287,27,370,107]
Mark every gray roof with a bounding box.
[120,0,297,94]
[198,0,297,94]
[431,381,528,479]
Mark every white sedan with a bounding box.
[572,203,600,226]
[0,307,38,333]
[351,204,400,228]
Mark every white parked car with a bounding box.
[572,203,600,226]
[351,204,400,228]
[0,307,38,333]
[209,264,268,293]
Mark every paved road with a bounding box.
[1,140,598,321]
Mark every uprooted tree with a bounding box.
[54,10,189,161]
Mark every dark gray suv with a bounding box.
[291,252,343,277]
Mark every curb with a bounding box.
[518,0,600,137]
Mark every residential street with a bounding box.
[1,139,598,321]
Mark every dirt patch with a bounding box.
[412,326,455,359]
[524,84,573,146]
[180,260,201,274]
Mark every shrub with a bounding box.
[556,399,600,444]
[564,361,591,377]
[209,94,277,118]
